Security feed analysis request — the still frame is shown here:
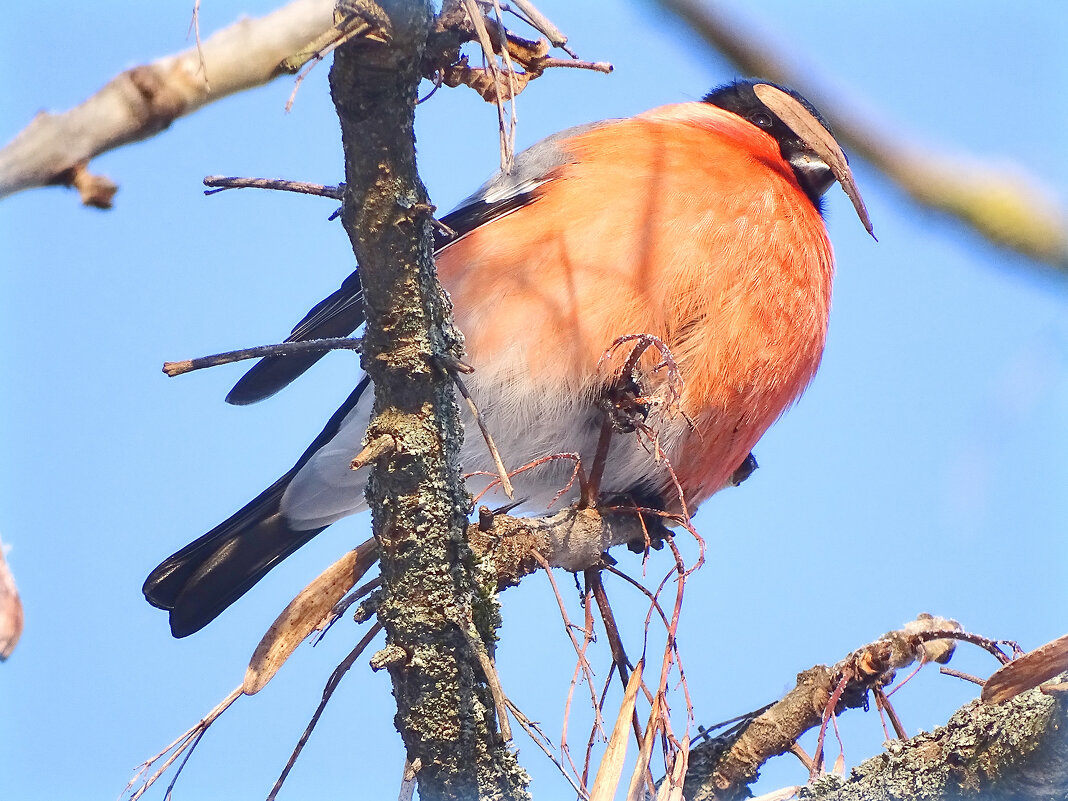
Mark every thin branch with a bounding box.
[267,622,384,801]
[162,337,361,377]
[450,369,514,498]
[940,667,985,687]
[507,698,590,800]
[461,0,514,170]
[682,614,968,801]
[398,759,420,801]
[506,0,570,50]
[312,576,382,644]
[202,174,344,199]
[350,435,398,471]
[459,619,513,742]
[123,687,243,801]
[187,0,209,89]
[871,686,908,740]
[529,549,602,746]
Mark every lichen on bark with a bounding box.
[327,1,528,798]
[801,679,1068,801]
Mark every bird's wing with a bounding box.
[224,122,608,406]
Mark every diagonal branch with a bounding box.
[682,614,964,801]
[0,0,336,203]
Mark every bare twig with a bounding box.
[582,417,615,507]
[282,7,390,112]
[459,618,513,741]
[124,687,243,801]
[940,666,987,687]
[460,0,514,170]
[162,337,361,377]
[450,369,514,498]
[312,576,382,644]
[267,622,384,801]
[529,549,601,777]
[469,451,582,507]
[507,698,589,799]
[398,759,420,801]
[187,0,209,88]
[584,663,619,787]
[350,435,398,471]
[507,0,570,50]
[872,686,908,740]
[682,614,965,801]
[203,174,344,199]
[437,7,610,108]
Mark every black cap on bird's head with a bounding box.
[705,79,875,239]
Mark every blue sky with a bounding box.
[2,2,1066,799]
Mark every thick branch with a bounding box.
[803,677,1068,801]
[0,0,335,203]
[683,615,963,801]
[470,507,653,589]
[328,2,527,798]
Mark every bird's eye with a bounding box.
[749,111,774,128]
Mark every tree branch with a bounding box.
[682,615,964,801]
[328,2,527,798]
[803,677,1068,801]
[0,0,335,204]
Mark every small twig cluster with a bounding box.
[680,615,1055,801]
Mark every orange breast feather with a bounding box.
[436,103,833,510]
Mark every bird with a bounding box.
[144,80,874,638]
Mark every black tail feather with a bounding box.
[143,476,325,637]
[225,271,366,406]
[145,379,371,637]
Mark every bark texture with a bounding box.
[803,679,1068,801]
[683,615,963,801]
[328,2,527,798]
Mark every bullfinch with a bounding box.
[144,80,873,637]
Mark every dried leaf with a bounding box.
[0,542,23,661]
[832,751,846,776]
[625,694,661,801]
[590,658,644,801]
[655,735,689,801]
[982,632,1068,704]
[243,539,378,694]
[753,83,874,238]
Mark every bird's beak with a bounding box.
[753,83,876,240]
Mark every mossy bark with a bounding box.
[328,2,528,798]
[801,682,1067,801]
